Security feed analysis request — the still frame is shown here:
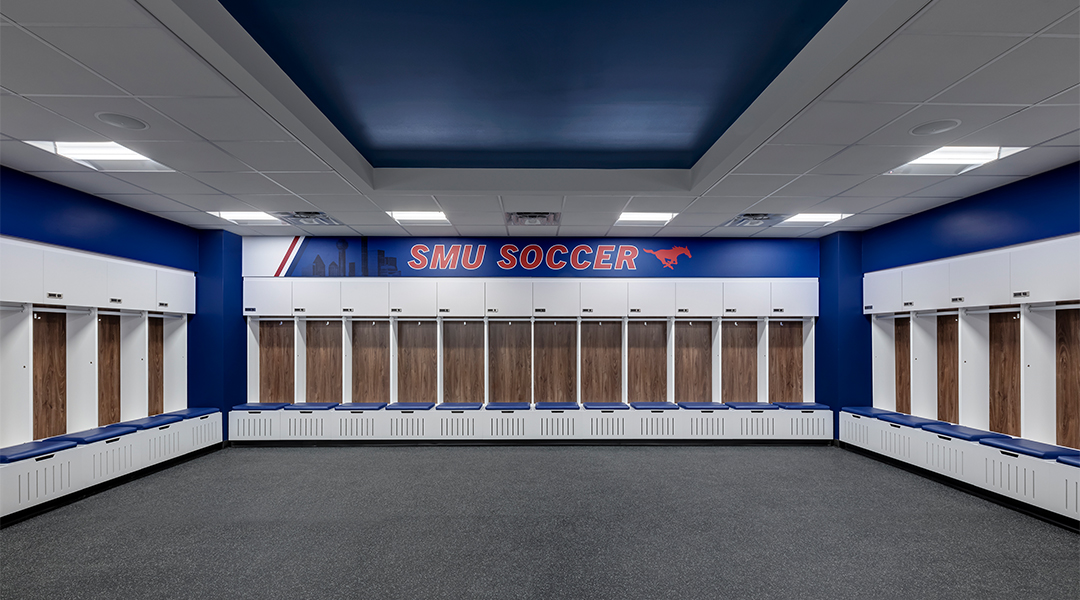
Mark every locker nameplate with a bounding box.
[46,292,63,300]
[391,308,402,313]
[903,301,914,307]
[630,308,641,313]
[773,308,784,313]
[864,305,872,310]
[487,308,498,313]
[534,308,546,313]
[110,298,122,304]
[582,308,593,313]
[294,307,306,313]
[158,302,168,308]
[342,308,354,313]
[1013,291,1029,298]
[725,308,736,313]
[678,308,689,313]
[951,297,964,303]
[244,307,256,312]
[439,308,450,312]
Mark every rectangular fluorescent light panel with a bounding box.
[209,211,282,224]
[887,146,1027,175]
[777,213,851,227]
[616,212,675,225]
[387,211,449,223]
[25,141,173,172]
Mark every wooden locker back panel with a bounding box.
[1057,308,1079,449]
[768,321,802,404]
[443,321,484,403]
[989,311,1021,436]
[352,320,390,403]
[894,317,910,415]
[98,315,121,426]
[721,321,756,403]
[397,320,437,403]
[534,321,576,404]
[581,321,622,404]
[260,320,294,403]
[33,311,66,439]
[306,320,343,403]
[628,320,666,403]
[675,321,711,403]
[937,315,959,423]
[148,317,164,416]
[488,321,531,404]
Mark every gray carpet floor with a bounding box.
[1,445,1077,600]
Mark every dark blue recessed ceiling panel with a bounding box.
[220,0,847,169]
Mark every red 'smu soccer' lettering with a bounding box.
[406,243,649,271]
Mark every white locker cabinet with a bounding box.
[580,281,627,316]
[243,278,293,315]
[628,281,675,316]
[770,279,818,317]
[0,241,43,304]
[901,262,950,311]
[437,280,485,317]
[389,279,437,316]
[949,252,1011,308]
[863,269,902,314]
[675,281,723,317]
[722,280,770,316]
[1010,236,1080,303]
[106,262,156,311]
[156,270,195,314]
[42,250,107,308]
[292,280,341,316]
[341,280,389,316]
[532,281,579,317]
[485,281,532,316]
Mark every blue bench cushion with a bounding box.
[921,422,1008,441]
[774,402,831,410]
[535,402,580,410]
[0,440,78,463]
[1058,455,1080,468]
[842,406,898,418]
[582,402,629,410]
[232,403,289,411]
[630,402,679,410]
[106,414,184,430]
[386,402,435,411]
[486,402,531,410]
[335,403,387,411]
[166,407,219,419]
[50,426,138,444]
[677,402,728,410]
[437,403,482,410]
[878,413,940,428]
[980,437,1079,460]
[725,402,779,410]
[284,403,338,410]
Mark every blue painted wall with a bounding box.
[862,162,1080,272]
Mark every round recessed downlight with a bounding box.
[910,119,961,136]
[95,112,149,130]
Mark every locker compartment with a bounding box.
[485,281,532,317]
[293,280,342,316]
[532,281,579,317]
[580,281,627,316]
[1010,236,1080,304]
[628,281,675,317]
[534,321,576,403]
[397,320,437,403]
[894,316,910,415]
[106,262,156,311]
[675,320,712,404]
[901,262,950,312]
[443,320,484,403]
[767,321,802,404]
[988,310,1020,437]
[389,280,437,316]
[352,320,390,404]
[863,269,902,314]
[306,320,343,403]
[937,315,959,423]
[489,321,531,403]
[770,279,818,317]
[721,321,756,402]
[341,280,389,316]
[243,278,293,316]
[628,320,666,403]
[675,281,723,317]
[259,320,294,403]
[44,250,106,308]
[148,317,163,416]
[155,270,195,314]
[437,280,485,317]
[98,315,121,426]
[1059,308,1080,449]
[581,321,621,403]
[722,280,770,316]
[949,252,1010,308]
[33,310,66,440]
[0,241,43,304]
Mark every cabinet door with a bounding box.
[437,280,485,316]
[1010,236,1080,304]
[107,262,156,311]
[770,279,818,317]
[580,281,627,316]
[389,280,437,316]
[42,250,107,308]
[628,281,675,317]
[532,281,579,317]
[0,241,43,303]
[485,281,532,317]
[901,262,950,311]
[243,278,293,315]
[292,280,341,316]
[675,281,723,317]
[863,270,902,314]
[340,280,389,316]
[949,252,1010,308]
[722,280,770,316]
[156,269,196,314]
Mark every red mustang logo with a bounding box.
[643,246,691,269]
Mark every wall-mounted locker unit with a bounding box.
[243,278,292,316]
[901,262,950,312]
[1009,236,1080,304]
[389,280,437,316]
[949,252,1011,308]
[722,280,770,316]
[341,280,388,316]
[863,270,902,314]
[628,282,675,317]
[292,280,341,316]
[485,281,532,317]
[437,280,485,317]
[155,270,195,314]
[45,250,107,308]
[675,282,723,317]
[107,262,157,311]
[1,242,44,304]
[770,280,818,317]
[533,281,579,317]
[580,281,627,317]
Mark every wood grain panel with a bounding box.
[33,311,66,439]
[352,320,390,404]
[260,320,294,403]
[98,315,121,426]
[675,321,711,403]
[582,321,622,403]
[397,320,437,403]
[894,317,910,415]
[768,320,802,404]
[989,311,1021,436]
[489,321,531,403]
[937,315,959,423]
[148,317,164,416]
[443,321,484,403]
[534,321,576,403]
[306,320,342,403]
[628,320,666,403]
[1057,308,1079,449]
[721,321,756,403]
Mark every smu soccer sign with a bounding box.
[241,237,818,278]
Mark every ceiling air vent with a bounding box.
[721,213,786,227]
[506,212,561,226]
[271,211,344,226]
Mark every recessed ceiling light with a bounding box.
[387,211,449,223]
[95,112,149,131]
[209,211,283,224]
[616,212,675,225]
[25,141,173,172]
[776,213,851,227]
[909,119,961,136]
[886,146,1027,175]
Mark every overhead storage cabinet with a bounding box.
[0,241,43,304]
[389,280,437,316]
[675,281,723,317]
[722,280,770,316]
[901,262,950,312]
[949,252,1011,308]
[437,280,485,317]
[533,281,579,317]
[341,280,388,316]
[770,279,818,317]
[45,250,107,308]
[156,270,196,314]
[628,281,676,316]
[243,278,292,316]
[485,281,532,317]
[863,270,902,314]
[107,262,157,311]
[292,280,341,316]
[1009,236,1080,304]
[580,281,627,317]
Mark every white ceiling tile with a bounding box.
[455,226,509,236]
[296,225,359,237]
[666,212,740,227]
[655,226,716,237]
[859,104,1021,146]
[433,195,502,212]
[558,213,617,226]
[145,97,290,142]
[27,171,147,194]
[367,195,439,210]
[163,195,254,211]
[830,213,908,228]
[809,145,937,176]
[1042,129,1080,146]
[752,227,820,237]
[864,196,959,214]
[771,102,913,145]
[799,226,862,238]
[1,0,158,26]
[0,94,108,141]
[507,225,558,236]
[99,194,192,212]
[733,144,844,174]
[961,145,1080,176]
[562,196,631,212]
[741,197,826,213]
[301,194,381,211]
[350,225,408,236]
[214,224,259,235]
[29,96,202,142]
[838,176,952,197]
[702,228,758,238]
[229,195,318,212]
[267,172,356,195]
[0,26,121,95]
[501,195,563,211]
[934,38,1080,104]
[0,139,94,172]
[953,106,1080,146]
[444,211,506,225]
[771,175,873,197]
[29,26,236,96]
[1040,86,1079,105]
[624,196,697,211]
[120,141,249,172]
[807,197,891,213]
[704,174,795,196]
[214,141,330,171]
[907,175,1025,197]
[188,172,288,195]
[403,225,459,236]
[108,172,218,195]
[329,211,399,226]
[242,225,307,236]
[681,197,759,214]
[906,0,1078,34]
[608,226,661,236]
[558,226,610,237]
[148,211,229,226]
[1046,10,1079,34]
